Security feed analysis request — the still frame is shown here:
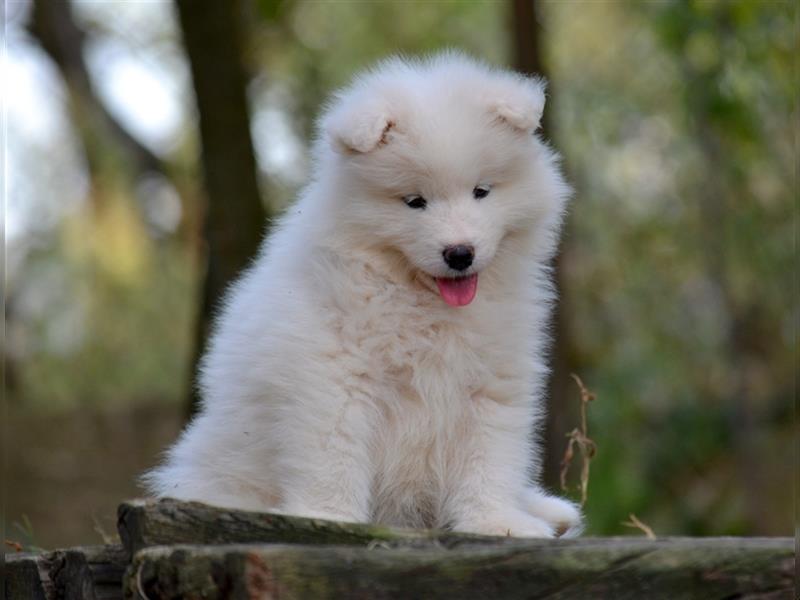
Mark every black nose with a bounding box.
[442,244,474,271]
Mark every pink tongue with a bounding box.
[435,274,479,307]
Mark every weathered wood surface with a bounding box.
[5,544,128,600]
[125,538,794,600]
[118,498,501,556]
[7,500,794,600]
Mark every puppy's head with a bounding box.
[320,52,569,307]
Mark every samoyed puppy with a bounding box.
[146,52,581,537]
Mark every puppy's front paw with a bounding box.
[455,509,556,538]
[522,489,583,537]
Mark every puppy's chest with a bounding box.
[339,302,492,400]
[326,267,519,411]
[345,305,498,472]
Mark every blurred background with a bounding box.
[3,0,796,549]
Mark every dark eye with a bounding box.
[403,194,427,210]
[473,184,491,199]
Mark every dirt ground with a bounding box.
[5,403,184,550]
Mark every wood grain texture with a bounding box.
[124,538,795,600]
[117,498,501,556]
[5,545,128,600]
[8,500,793,599]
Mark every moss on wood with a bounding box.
[117,498,500,556]
[125,538,794,600]
[6,500,793,600]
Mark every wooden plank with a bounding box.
[124,538,795,600]
[117,498,502,556]
[5,552,50,600]
[9,500,792,599]
[5,545,127,600]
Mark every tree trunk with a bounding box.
[510,0,578,492]
[174,0,269,418]
[27,0,167,184]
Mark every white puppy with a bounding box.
[146,52,581,537]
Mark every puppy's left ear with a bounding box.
[487,76,546,133]
[323,94,394,153]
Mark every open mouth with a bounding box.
[434,273,478,307]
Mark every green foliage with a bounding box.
[9,515,46,553]
[545,0,795,535]
[8,0,795,540]
[10,194,196,411]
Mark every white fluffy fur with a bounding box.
[145,52,582,538]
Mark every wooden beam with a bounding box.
[125,537,794,599]
[5,545,127,600]
[117,498,502,556]
[7,500,792,599]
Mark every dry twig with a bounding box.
[559,373,597,506]
[92,514,117,545]
[622,513,656,539]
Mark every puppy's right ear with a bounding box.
[486,75,546,134]
[323,94,394,154]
